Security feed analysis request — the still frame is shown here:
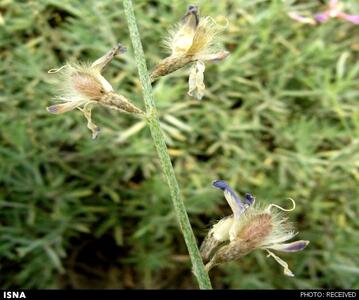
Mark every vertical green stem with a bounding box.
[122,0,212,289]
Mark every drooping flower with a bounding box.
[200,180,309,276]
[150,5,229,100]
[47,44,144,139]
[288,0,359,25]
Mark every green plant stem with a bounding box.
[122,0,212,290]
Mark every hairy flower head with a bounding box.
[151,5,229,100]
[200,180,309,277]
[47,44,143,139]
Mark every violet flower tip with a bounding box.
[289,240,310,252]
[187,5,198,13]
[117,43,127,54]
[212,180,229,191]
[47,106,58,114]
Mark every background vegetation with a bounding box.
[0,0,358,289]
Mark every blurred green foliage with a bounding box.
[0,0,359,289]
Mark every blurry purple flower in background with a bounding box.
[289,0,359,25]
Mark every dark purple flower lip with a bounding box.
[244,193,255,206]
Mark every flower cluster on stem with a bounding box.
[201,180,309,276]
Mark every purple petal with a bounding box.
[212,180,229,191]
[315,12,331,23]
[338,13,359,24]
[268,240,310,252]
[212,180,245,212]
